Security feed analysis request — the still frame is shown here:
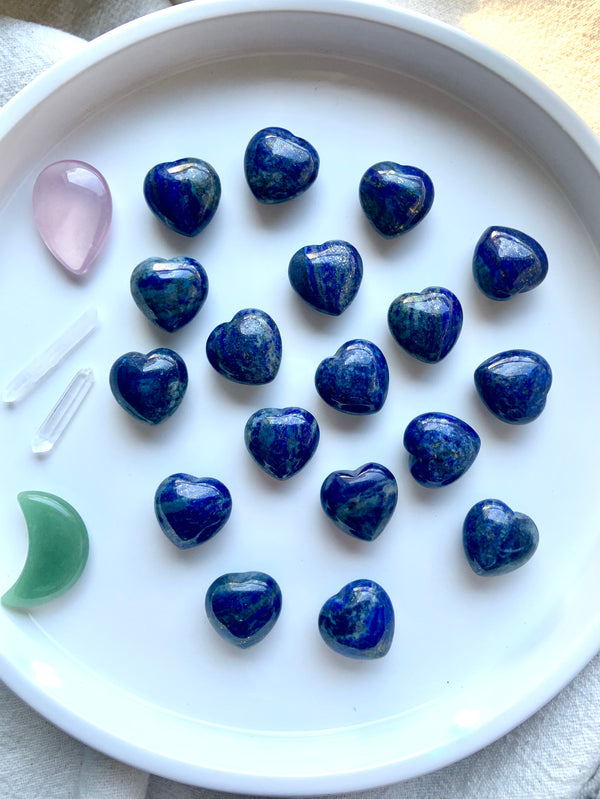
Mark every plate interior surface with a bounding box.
[0,4,598,793]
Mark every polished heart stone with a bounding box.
[154,473,232,549]
[473,226,548,300]
[318,579,394,659]
[244,407,320,480]
[205,571,282,648]
[109,348,188,425]
[32,160,112,276]
[404,412,480,488]
[463,499,539,575]
[130,256,208,332]
[244,127,319,203]
[315,339,389,414]
[387,286,463,363]
[320,463,398,541]
[288,240,363,316]
[206,308,282,385]
[359,161,434,238]
[474,349,552,424]
[143,158,220,237]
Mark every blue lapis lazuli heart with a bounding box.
[244,407,320,480]
[320,463,398,541]
[154,473,232,549]
[359,161,434,238]
[244,127,319,204]
[403,412,480,488]
[288,240,363,316]
[473,226,548,300]
[205,571,282,648]
[315,339,389,414]
[318,579,394,659]
[206,308,282,385]
[109,348,188,425]
[130,256,208,332]
[387,286,463,363]
[474,349,552,424]
[143,158,221,237]
[463,499,539,575]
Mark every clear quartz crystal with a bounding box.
[31,368,94,454]
[2,308,97,404]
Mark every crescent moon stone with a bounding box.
[2,491,89,609]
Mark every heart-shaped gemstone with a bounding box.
[315,339,389,414]
[143,158,221,237]
[244,127,319,203]
[288,240,363,316]
[320,463,398,541]
[359,161,434,238]
[109,348,188,425]
[205,571,282,648]
[244,407,320,480]
[463,499,539,575]
[473,226,548,300]
[474,349,552,424]
[154,473,232,549]
[130,256,208,332]
[387,286,463,363]
[32,160,112,275]
[318,579,394,659]
[206,308,282,385]
[403,412,480,488]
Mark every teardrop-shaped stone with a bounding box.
[32,160,112,276]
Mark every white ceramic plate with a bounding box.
[0,1,599,793]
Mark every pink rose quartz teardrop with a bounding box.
[32,160,112,276]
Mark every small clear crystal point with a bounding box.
[31,368,94,454]
[3,307,97,404]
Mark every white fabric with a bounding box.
[0,2,599,798]
[0,16,86,105]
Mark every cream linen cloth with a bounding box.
[1,1,599,798]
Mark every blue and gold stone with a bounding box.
[359,161,434,238]
[387,286,463,363]
[315,339,389,414]
[463,499,539,575]
[143,157,221,237]
[244,127,319,204]
[109,348,188,425]
[403,412,480,488]
[474,349,552,424]
[206,308,282,385]
[288,240,363,316]
[205,572,282,648]
[244,407,320,480]
[473,226,548,300]
[154,474,232,549]
[130,256,208,332]
[318,579,394,659]
[320,463,398,542]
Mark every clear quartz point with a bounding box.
[3,307,97,404]
[32,368,94,454]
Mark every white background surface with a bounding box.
[0,2,599,797]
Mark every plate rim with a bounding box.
[2,0,599,159]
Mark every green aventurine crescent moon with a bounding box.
[2,491,89,609]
